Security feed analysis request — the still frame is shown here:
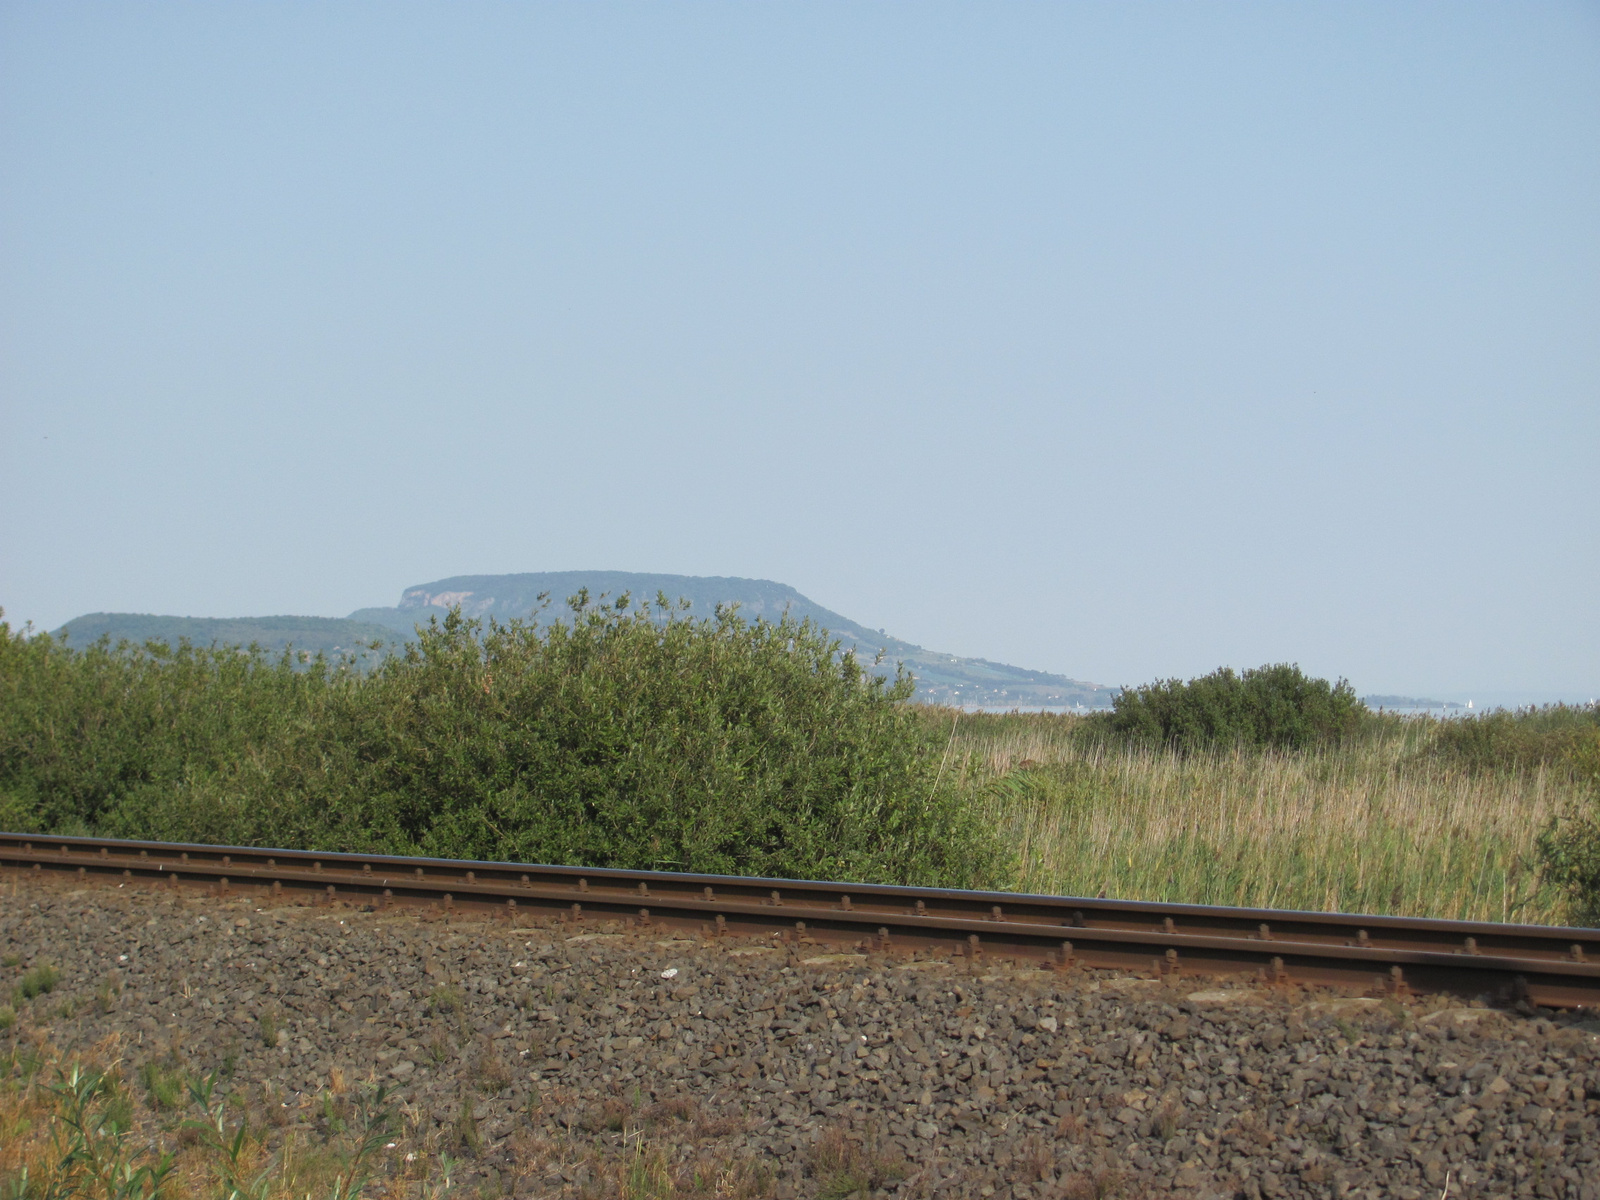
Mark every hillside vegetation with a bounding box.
[54,612,395,661]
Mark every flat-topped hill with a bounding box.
[56,572,1113,707]
[353,572,1111,708]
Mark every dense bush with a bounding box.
[0,618,341,844]
[0,599,1010,889]
[1090,663,1369,754]
[1431,703,1600,776]
[1539,806,1600,926]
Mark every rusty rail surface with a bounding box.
[3,832,1596,1009]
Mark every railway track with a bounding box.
[4,831,1597,1009]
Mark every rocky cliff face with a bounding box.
[398,587,497,616]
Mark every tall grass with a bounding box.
[940,710,1585,925]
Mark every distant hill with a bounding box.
[53,613,396,662]
[353,571,1113,708]
[55,572,1115,708]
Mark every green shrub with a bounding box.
[0,609,350,844]
[1537,803,1600,926]
[0,598,1010,889]
[1090,663,1369,754]
[0,1005,15,1032]
[1431,704,1600,777]
[325,597,1008,886]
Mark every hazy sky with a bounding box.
[2,2,1596,700]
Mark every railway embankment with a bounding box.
[3,876,1599,1200]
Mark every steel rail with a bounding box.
[3,832,1596,1009]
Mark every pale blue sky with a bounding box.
[2,2,1596,700]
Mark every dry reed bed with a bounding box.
[951,719,1582,926]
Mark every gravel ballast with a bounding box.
[2,877,1598,1200]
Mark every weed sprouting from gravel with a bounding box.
[1014,1132,1054,1182]
[16,962,58,1001]
[594,1096,632,1133]
[1380,997,1412,1028]
[139,1060,186,1110]
[425,1030,454,1065]
[428,984,464,1016]
[320,1090,351,1135]
[0,1005,15,1033]
[1151,1097,1182,1143]
[1060,1167,1127,1200]
[451,1094,482,1157]
[96,975,121,1014]
[578,1140,772,1200]
[809,1122,907,1200]
[1055,1110,1086,1141]
[328,1083,397,1198]
[616,1144,672,1200]
[257,1009,282,1049]
[6,1041,47,1079]
[101,1074,135,1132]
[472,1040,513,1094]
[642,1096,697,1127]
[423,1151,461,1200]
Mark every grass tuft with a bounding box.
[16,963,59,1001]
[809,1122,907,1200]
[427,984,464,1016]
[139,1061,186,1110]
